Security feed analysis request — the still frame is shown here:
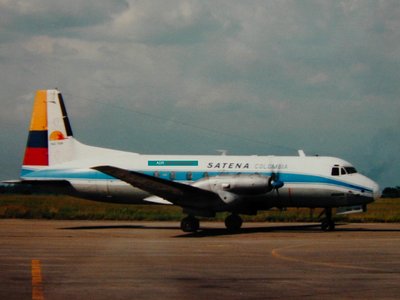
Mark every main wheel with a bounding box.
[225,214,243,232]
[321,219,329,231]
[180,216,200,232]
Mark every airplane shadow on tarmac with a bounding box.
[59,222,400,238]
[179,224,400,238]
[60,223,321,236]
[61,224,178,231]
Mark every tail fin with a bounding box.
[22,90,75,170]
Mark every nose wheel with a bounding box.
[321,219,335,231]
[320,208,335,231]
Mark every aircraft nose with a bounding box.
[360,175,380,201]
[364,176,380,200]
[372,181,380,200]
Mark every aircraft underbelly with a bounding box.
[273,185,373,208]
[70,180,149,204]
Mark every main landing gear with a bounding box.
[320,208,335,231]
[224,214,243,232]
[180,214,244,233]
[180,215,200,232]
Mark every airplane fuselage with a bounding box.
[21,150,378,213]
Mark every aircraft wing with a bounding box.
[93,166,222,211]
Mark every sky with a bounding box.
[0,0,399,188]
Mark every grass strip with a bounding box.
[0,195,399,222]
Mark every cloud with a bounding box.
[106,1,238,45]
[0,0,128,39]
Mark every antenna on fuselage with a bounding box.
[217,149,228,156]
[298,150,306,157]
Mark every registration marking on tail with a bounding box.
[31,259,44,300]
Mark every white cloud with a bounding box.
[0,0,129,39]
[23,35,54,55]
[106,1,230,45]
[305,72,329,85]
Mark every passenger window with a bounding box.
[186,172,192,181]
[331,167,339,176]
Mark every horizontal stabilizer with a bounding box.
[336,205,365,215]
[143,196,173,205]
[0,180,73,195]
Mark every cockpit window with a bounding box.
[331,167,339,176]
[332,165,357,176]
[344,166,357,174]
[341,167,346,175]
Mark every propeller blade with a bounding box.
[270,172,284,189]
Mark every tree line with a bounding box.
[382,186,400,198]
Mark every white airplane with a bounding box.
[3,90,380,232]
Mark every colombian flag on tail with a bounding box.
[22,90,74,168]
[23,90,48,166]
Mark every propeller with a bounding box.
[270,172,284,189]
[270,172,284,199]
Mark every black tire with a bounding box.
[225,214,243,232]
[321,219,335,231]
[180,216,199,232]
[321,220,329,231]
[328,220,335,231]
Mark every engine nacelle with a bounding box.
[192,174,272,204]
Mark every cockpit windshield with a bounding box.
[331,166,339,176]
[331,165,357,176]
[344,166,357,174]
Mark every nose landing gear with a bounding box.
[320,208,335,231]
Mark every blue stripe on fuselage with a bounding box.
[20,168,372,193]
